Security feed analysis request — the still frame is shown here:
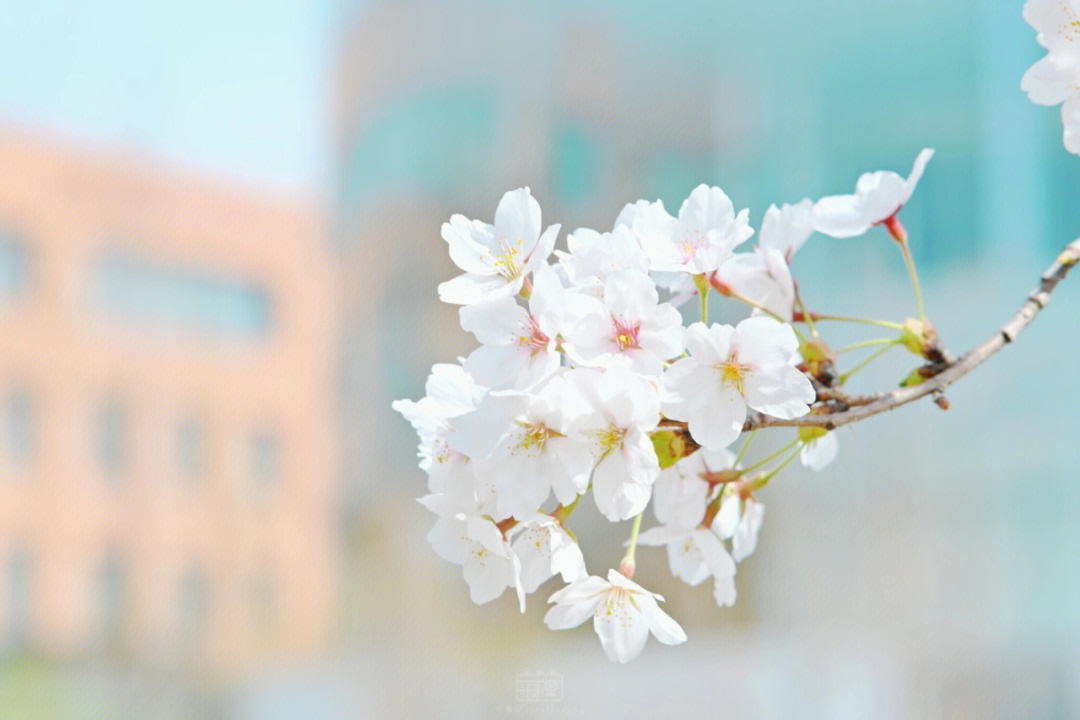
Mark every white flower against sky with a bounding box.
[716,245,796,321]
[544,568,687,663]
[811,149,934,238]
[561,268,684,376]
[451,375,594,521]
[420,494,526,611]
[759,199,814,263]
[627,185,754,275]
[715,491,765,563]
[1021,0,1080,155]
[570,366,662,521]
[438,187,560,304]
[664,318,815,450]
[510,515,588,593]
[800,429,839,471]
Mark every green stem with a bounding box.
[728,288,809,343]
[810,313,907,331]
[897,238,927,321]
[757,445,803,487]
[838,342,898,384]
[835,337,901,354]
[794,287,818,337]
[734,430,756,466]
[738,438,801,475]
[694,273,710,324]
[619,512,644,577]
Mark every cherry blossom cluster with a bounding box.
[394,146,947,662]
[1022,0,1080,155]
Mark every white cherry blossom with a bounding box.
[759,199,814,263]
[715,491,765,563]
[458,265,581,390]
[438,187,560,304]
[544,568,687,663]
[715,246,796,321]
[811,149,934,238]
[555,225,649,298]
[636,449,738,606]
[510,515,587,593]
[800,429,839,471]
[664,318,815,450]
[420,494,526,611]
[392,364,489,509]
[1021,0,1080,154]
[569,366,662,521]
[451,376,593,521]
[627,185,753,276]
[562,269,684,376]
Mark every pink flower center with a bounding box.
[678,230,708,264]
[517,315,551,355]
[612,317,641,351]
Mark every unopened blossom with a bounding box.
[1021,0,1080,154]
[811,149,934,238]
[569,366,662,521]
[637,449,738,606]
[438,187,560,304]
[544,568,687,663]
[715,246,796,320]
[628,185,753,275]
[451,376,593,521]
[562,269,684,376]
[799,428,839,471]
[664,318,815,450]
[510,515,588,593]
[715,490,765,562]
[759,199,814,263]
[420,494,526,611]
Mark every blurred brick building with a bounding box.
[0,127,340,673]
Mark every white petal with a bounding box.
[1063,96,1080,155]
[800,431,839,471]
[438,273,519,305]
[544,594,602,630]
[494,188,542,254]
[811,194,870,238]
[593,593,650,663]
[687,382,746,450]
[635,592,688,646]
[442,215,496,275]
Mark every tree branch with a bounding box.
[744,237,1080,432]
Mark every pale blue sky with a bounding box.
[0,0,349,190]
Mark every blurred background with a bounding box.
[1,1,1079,718]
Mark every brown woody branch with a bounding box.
[743,237,1080,432]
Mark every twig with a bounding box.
[744,238,1080,431]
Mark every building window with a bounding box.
[249,572,278,630]
[178,567,210,648]
[251,431,280,488]
[3,389,33,463]
[98,554,124,645]
[177,418,205,479]
[551,124,604,205]
[92,251,271,338]
[97,400,126,476]
[0,233,29,297]
[4,550,31,647]
[341,85,497,208]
